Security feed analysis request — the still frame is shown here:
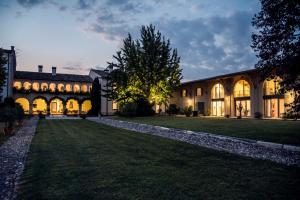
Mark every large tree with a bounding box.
[0,48,7,100]
[90,77,101,115]
[105,24,182,107]
[251,0,300,115]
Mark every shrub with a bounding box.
[166,104,179,115]
[136,98,155,117]
[80,114,86,119]
[119,102,137,117]
[0,106,16,128]
[15,103,25,123]
[4,97,15,107]
[254,112,262,119]
[38,111,45,119]
[184,106,193,117]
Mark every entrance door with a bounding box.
[211,101,224,116]
[51,102,57,113]
[197,102,205,114]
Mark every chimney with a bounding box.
[38,65,43,73]
[52,66,56,76]
[11,46,14,51]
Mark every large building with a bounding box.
[2,46,293,118]
[170,69,294,118]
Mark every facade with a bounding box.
[170,69,294,118]
[0,46,16,102]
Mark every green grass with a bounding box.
[114,116,300,145]
[17,120,299,199]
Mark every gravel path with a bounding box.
[0,118,38,200]
[88,117,300,166]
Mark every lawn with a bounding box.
[113,116,300,145]
[17,120,299,199]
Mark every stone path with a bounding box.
[0,117,38,200]
[88,117,300,166]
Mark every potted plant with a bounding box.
[184,106,193,117]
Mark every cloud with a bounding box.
[76,0,95,10]
[16,0,46,8]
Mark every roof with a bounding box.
[14,71,93,83]
[181,68,258,86]
[90,69,107,77]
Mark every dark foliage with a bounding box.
[0,48,7,100]
[252,0,300,115]
[254,112,262,119]
[166,104,180,115]
[118,98,155,117]
[90,77,101,115]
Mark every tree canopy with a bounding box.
[0,48,7,100]
[251,0,300,115]
[105,24,182,106]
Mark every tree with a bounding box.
[90,77,101,115]
[105,24,182,107]
[251,0,300,115]
[0,48,7,100]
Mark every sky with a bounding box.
[0,0,261,81]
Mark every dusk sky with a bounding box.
[0,0,260,81]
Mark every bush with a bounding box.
[0,106,16,128]
[80,114,86,119]
[166,104,179,115]
[38,111,45,119]
[184,106,193,117]
[118,98,155,117]
[254,112,262,119]
[15,103,25,122]
[119,102,137,117]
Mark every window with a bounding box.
[41,83,48,91]
[234,80,250,97]
[13,81,22,89]
[49,83,56,92]
[32,82,40,91]
[264,79,281,96]
[211,83,224,99]
[73,84,80,93]
[58,84,64,92]
[182,89,187,97]
[112,101,118,110]
[23,82,31,90]
[196,88,202,96]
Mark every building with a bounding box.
[0,46,16,102]
[170,69,294,118]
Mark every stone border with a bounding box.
[0,117,38,200]
[88,117,300,166]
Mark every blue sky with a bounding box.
[0,0,260,81]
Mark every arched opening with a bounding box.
[66,99,79,115]
[234,80,251,117]
[73,84,80,93]
[66,84,72,92]
[41,83,48,91]
[23,82,31,90]
[58,83,65,92]
[50,98,64,115]
[15,98,30,114]
[81,84,88,93]
[81,100,92,114]
[263,78,286,118]
[14,81,22,90]
[32,98,47,114]
[49,83,56,92]
[32,82,40,91]
[211,83,224,116]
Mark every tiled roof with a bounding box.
[14,71,93,83]
[181,68,258,85]
[90,69,107,77]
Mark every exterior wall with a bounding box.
[0,47,16,102]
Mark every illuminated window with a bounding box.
[32,98,47,114]
[211,83,224,99]
[23,82,31,90]
[112,101,118,110]
[32,82,40,91]
[66,84,72,92]
[196,88,202,96]
[234,80,250,97]
[13,81,22,90]
[50,98,64,114]
[41,83,48,91]
[66,99,79,114]
[73,84,80,93]
[81,84,88,93]
[264,79,281,96]
[49,83,56,92]
[58,83,64,92]
[15,98,30,114]
[182,89,187,97]
[81,100,91,114]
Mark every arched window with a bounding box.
[23,82,31,90]
[211,83,224,99]
[15,98,30,114]
[41,83,48,91]
[234,80,250,97]
[50,98,64,115]
[32,98,47,114]
[13,81,22,90]
[66,84,72,92]
[81,84,88,93]
[49,83,56,92]
[66,99,79,114]
[81,100,91,114]
[58,83,65,92]
[32,82,40,91]
[73,84,80,93]
[264,79,281,96]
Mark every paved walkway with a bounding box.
[88,117,300,166]
[0,117,38,200]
